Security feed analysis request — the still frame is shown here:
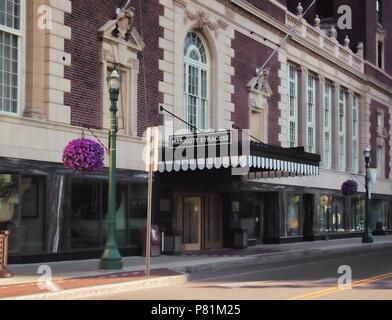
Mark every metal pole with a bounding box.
[146,158,153,277]
[362,154,374,243]
[99,88,123,270]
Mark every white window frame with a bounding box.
[323,82,332,168]
[352,95,359,174]
[287,63,298,148]
[306,74,316,153]
[184,31,210,132]
[338,88,346,171]
[0,0,25,116]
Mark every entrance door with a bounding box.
[182,197,202,251]
[205,194,223,250]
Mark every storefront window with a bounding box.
[350,197,365,232]
[331,197,345,232]
[320,195,331,233]
[371,200,388,231]
[286,193,300,236]
[319,195,345,233]
[1,175,46,255]
[128,182,147,246]
[102,183,128,247]
[71,181,101,249]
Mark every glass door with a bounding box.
[182,197,201,251]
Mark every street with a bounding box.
[82,247,392,300]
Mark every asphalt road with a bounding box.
[82,247,392,300]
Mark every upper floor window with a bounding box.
[184,31,209,132]
[376,0,382,25]
[0,0,22,114]
[287,64,298,148]
[377,41,384,69]
[306,74,315,153]
[338,89,346,171]
[323,82,332,168]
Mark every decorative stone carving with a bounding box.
[247,69,272,109]
[296,2,303,15]
[344,35,350,47]
[186,8,219,31]
[114,7,135,41]
[98,7,144,56]
[356,42,364,58]
[329,25,337,39]
[314,15,320,29]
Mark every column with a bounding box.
[316,75,325,164]
[24,0,47,119]
[298,66,308,147]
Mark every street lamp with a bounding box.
[362,146,374,243]
[99,66,123,270]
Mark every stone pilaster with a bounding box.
[316,75,325,164]
[298,66,308,147]
[346,89,354,173]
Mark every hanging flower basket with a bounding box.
[341,179,358,196]
[62,138,105,174]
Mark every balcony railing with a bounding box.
[286,11,364,73]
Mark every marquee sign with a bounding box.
[169,130,232,149]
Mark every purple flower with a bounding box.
[62,138,105,174]
[341,179,358,196]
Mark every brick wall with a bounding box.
[231,31,281,146]
[369,100,390,179]
[64,0,163,133]
[244,0,286,23]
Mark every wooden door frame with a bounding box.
[204,193,223,250]
[173,191,223,251]
[181,196,202,251]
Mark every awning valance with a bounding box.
[157,131,321,177]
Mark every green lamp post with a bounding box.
[362,146,374,244]
[99,66,123,270]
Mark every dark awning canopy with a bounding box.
[157,131,321,177]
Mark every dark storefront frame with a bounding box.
[0,157,148,263]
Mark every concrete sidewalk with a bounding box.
[1,235,392,300]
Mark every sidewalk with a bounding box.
[1,235,392,300]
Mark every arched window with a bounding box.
[184,31,209,131]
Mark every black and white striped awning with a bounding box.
[157,134,320,177]
[157,155,319,175]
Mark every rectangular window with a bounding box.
[320,196,345,233]
[376,0,383,25]
[0,174,46,255]
[286,193,301,236]
[287,64,298,148]
[371,199,388,231]
[323,83,331,168]
[378,41,383,69]
[0,0,22,114]
[306,75,315,153]
[338,89,346,171]
[352,95,359,173]
[350,197,365,232]
[377,146,384,179]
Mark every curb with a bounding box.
[171,241,392,274]
[2,273,189,300]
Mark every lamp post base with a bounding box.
[362,232,374,243]
[99,248,123,270]
[99,258,123,270]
